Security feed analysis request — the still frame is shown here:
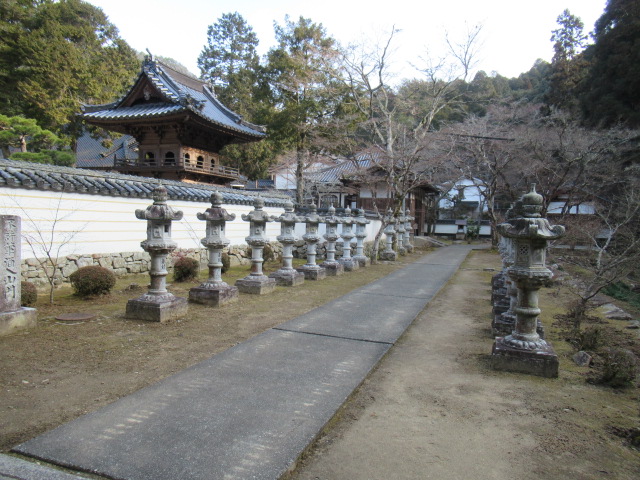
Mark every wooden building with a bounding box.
[81,54,265,185]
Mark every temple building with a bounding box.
[79,54,265,185]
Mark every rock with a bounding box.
[626,321,640,330]
[597,303,633,321]
[573,351,592,367]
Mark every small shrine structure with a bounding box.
[81,54,265,185]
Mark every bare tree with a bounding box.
[336,26,479,259]
[8,195,86,304]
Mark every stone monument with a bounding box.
[269,200,305,286]
[353,208,371,267]
[319,204,344,276]
[379,210,398,261]
[189,191,239,306]
[403,208,414,253]
[296,203,326,280]
[491,185,565,378]
[235,197,277,294]
[338,207,359,271]
[126,185,188,323]
[0,215,37,336]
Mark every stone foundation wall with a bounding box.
[21,242,285,289]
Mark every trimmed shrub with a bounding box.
[21,281,37,306]
[598,348,638,388]
[173,256,199,282]
[69,266,116,297]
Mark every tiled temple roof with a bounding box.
[82,58,266,141]
[0,159,287,207]
[76,133,138,168]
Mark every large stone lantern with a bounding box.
[396,212,407,256]
[320,204,344,276]
[189,191,239,306]
[380,210,398,261]
[338,207,359,271]
[403,209,414,253]
[296,203,326,280]
[352,208,371,267]
[492,185,565,378]
[126,185,188,322]
[269,200,305,286]
[235,196,277,294]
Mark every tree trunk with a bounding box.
[295,148,305,205]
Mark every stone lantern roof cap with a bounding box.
[522,184,544,218]
[136,185,183,221]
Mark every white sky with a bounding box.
[86,0,607,80]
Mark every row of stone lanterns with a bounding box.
[491,185,565,378]
[126,187,396,323]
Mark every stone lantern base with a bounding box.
[126,294,188,323]
[379,251,397,261]
[269,268,305,287]
[189,284,239,306]
[0,307,37,336]
[491,337,559,378]
[235,275,277,294]
[338,257,360,272]
[492,314,545,339]
[319,261,344,276]
[296,265,327,281]
[353,255,371,267]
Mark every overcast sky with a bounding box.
[86,0,607,80]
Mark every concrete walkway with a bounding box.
[7,245,474,480]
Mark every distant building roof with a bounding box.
[0,159,288,207]
[82,56,266,142]
[76,132,138,169]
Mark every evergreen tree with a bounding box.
[0,0,139,142]
[547,9,589,111]
[264,16,342,203]
[198,12,260,117]
[581,0,640,127]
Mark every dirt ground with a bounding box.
[0,256,408,452]
[2,249,639,480]
[290,250,640,480]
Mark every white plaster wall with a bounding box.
[0,189,283,259]
[0,188,383,259]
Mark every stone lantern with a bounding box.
[189,191,239,306]
[492,185,565,378]
[320,204,344,276]
[353,208,371,267]
[296,203,326,280]
[235,196,277,294]
[403,209,414,253]
[126,185,188,323]
[379,210,397,261]
[338,207,359,271]
[492,202,519,337]
[269,200,305,286]
[396,212,407,256]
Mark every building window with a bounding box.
[196,155,204,168]
[320,195,338,209]
[164,151,175,166]
[184,153,191,165]
[144,152,155,165]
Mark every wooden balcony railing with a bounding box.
[115,159,240,179]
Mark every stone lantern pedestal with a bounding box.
[491,185,565,378]
[353,209,371,267]
[296,203,327,280]
[379,210,397,261]
[270,200,305,286]
[403,209,414,253]
[189,191,239,306]
[338,207,359,271]
[320,205,344,276]
[0,216,37,336]
[235,197,277,294]
[126,186,188,323]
